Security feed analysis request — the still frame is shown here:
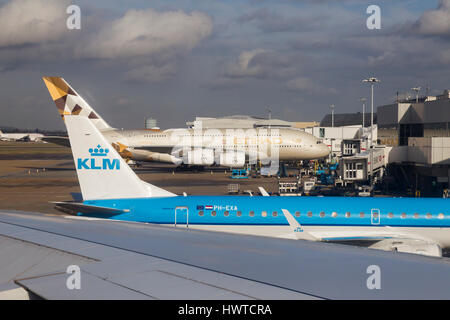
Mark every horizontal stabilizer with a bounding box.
[52,201,129,215]
[70,192,83,202]
[41,136,71,147]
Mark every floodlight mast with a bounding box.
[362,77,380,193]
[412,87,421,103]
[359,97,367,128]
[330,104,335,127]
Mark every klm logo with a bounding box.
[77,145,120,170]
[294,227,303,233]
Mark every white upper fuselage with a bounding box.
[100,127,330,165]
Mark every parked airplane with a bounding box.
[56,115,450,257]
[0,130,43,142]
[42,77,330,169]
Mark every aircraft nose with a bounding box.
[317,144,330,158]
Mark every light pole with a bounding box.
[330,104,335,127]
[359,97,367,128]
[359,97,367,152]
[411,87,421,103]
[267,107,272,129]
[363,77,380,192]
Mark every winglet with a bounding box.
[258,186,270,196]
[282,209,318,241]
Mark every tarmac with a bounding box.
[0,141,280,214]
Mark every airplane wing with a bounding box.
[133,145,173,153]
[1,210,450,300]
[0,210,450,300]
[281,209,443,257]
[41,136,71,147]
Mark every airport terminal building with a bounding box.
[378,90,450,196]
[187,115,319,129]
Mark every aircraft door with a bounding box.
[371,208,380,225]
[174,206,189,228]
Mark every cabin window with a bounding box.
[360,212,365,218]
[198,210,204,216]
[262,211,267,217]
[307,211,313,217]
[387,212,393,218]
[401,212,406,219]
[272,211,278,217]
[237,211,242,217]
[438,213,444,219]
[295,211,300,217]
[224,211,229,217]
[249,211,255,217]
[331,212,338,218]
[211,210,217,217]
[413,213,419,219]
[319,211,325,218]
[345,212,351,218]
[426,213,432,219]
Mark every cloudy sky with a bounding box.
[0,0,449,130]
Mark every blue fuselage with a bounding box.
[82,196,450,228]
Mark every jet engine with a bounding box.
[183,148,215,165]
[218,151,246,167]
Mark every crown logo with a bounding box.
[89,144,109,157]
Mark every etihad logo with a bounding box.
[77,144,120,170]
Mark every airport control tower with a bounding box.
[145,117,157,129]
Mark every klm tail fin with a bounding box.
[65,115,175,200]
[42,77,112,131]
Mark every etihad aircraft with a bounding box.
[42,77,330,169]
[56,115,450,257]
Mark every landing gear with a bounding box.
[175,164,205,172]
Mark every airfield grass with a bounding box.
[0,141,70,156]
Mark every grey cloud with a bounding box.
[236,7,327,33]
[222,49,298,79]
[80,9,213,59]
[123,63,178,83]
[0,0,70,47]
[415,0,450,36]
[0,2,214,84]
[286,76,337,95]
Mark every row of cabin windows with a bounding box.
[181,134,281,137]
[197,210,445,219]
[144,134,167,138]
[177,145,300,148]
